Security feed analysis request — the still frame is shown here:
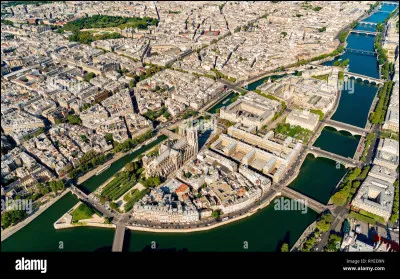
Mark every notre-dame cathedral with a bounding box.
[142,125,198,178]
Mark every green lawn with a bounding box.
[70,203,95,222]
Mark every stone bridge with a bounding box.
[343,71,384,85]
[344,48,377,56]
[112,222,126,252]
[280,187,333,214]
[381,1,399,6]
[350,30,377,36]
[359,21,377,26]
[323,119,369,137]
[306,147,362,168]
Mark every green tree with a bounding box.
[67,114,82,125]
[325,234,342,252]
[110,202,119,210]
[56,180,65,191]
[84,72,96,82]
[41,186,50,195]
[104,133,114,144]
[211,210,222,219]
[359,165,371,180]
[1,210,27,229]
[339,31,348,43]
[331,191,348,206]
[317,220,330,232]
[281,243,289,252]
[50,182,58,193]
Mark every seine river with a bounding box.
[1,3,396,252]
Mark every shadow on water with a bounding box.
[93,246,112,252]
[276,231,291,252]
[313,127,360,158]
[289,154,347,204]
[141,244,189,252]
[121,230,190,252]
[323,126,361,139]
[122,230,131,251]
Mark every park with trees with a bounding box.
[331,165,370,207]
[369,81,394,125]
[275,123,313,143]
[71,203,95,222]
[63,15,158,32]
[301,212,333,252]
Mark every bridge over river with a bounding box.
[343,71,384,85]
[306,147,362,168]
[278,186,333,214]
[323,119,369,136]
[70,185,115,219]
[344,48,377,56]
[112,223,126,252]
[350,30,377,36]
[359,21,377,26]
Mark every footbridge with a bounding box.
[306,147,362,168]
[381,1,399,6]
[359,21,377,26]
[280,187,333,214]
[112,222,126,252]
[350,30,377,36]
[324,119,369,136]
[381,1,399,5]
[343,71,384,85]
[344,48,377,56]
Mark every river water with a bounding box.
[1,3,396,252]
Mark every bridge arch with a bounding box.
[307,152,318,159]
[306,150,349,168]
[367,80,378,85]
[323,125,362,137]
[343,73,383,86]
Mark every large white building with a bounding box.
[382,79,399,132]
[211,126,302,182]
[132,203,200,224]
[368,165,398,184]
[373,138,399,170]
[351,176,395,222]
[219,91,282,130]
[286,109,319,131]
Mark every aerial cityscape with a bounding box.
[1,0,399,259]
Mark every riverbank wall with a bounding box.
[54,222,116,230]
[290,220,318,252]
[1,189,71,242]
[125,190,281,234]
